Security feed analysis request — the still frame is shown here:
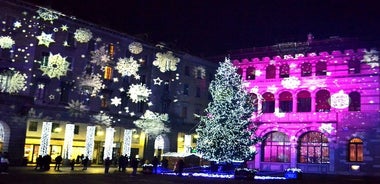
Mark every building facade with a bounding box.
[0,0,216,165]
[230,37,380,176]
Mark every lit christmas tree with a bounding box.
[196,58,260,162]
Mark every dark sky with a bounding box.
[22,0,380,57]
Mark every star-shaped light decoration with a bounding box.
[40,53,70,79]
[49,94,55,100]
[124,107,129,113]
[153,77,163,85]
[61,25,68,31]
[133,110,170,137]
[36,31,55,47]
[36,8,59,23]
[110,96,122,107]
[362,49,379,68]
[147,102,153,106]
[91,112,113,127]
[13,21,22,28]
[0,71,28,94]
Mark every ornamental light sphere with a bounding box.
[128,42,143,54]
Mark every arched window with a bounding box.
[349,138,363,162]
[237,68,243,79]
[262,132,290,162]
[250,93,258,112]
[301,62,312,77]
[279,91,293,112]
[262,92,275,113]
[298,131,329,163]
[297,91,311,112]
[266,65,276,79]
[316,90,330,112]
[246,67,255,80]
[279,64,289,78]
[349,92,361,111]
[316,61,327,76]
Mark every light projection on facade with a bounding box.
[62,124,75,159]
[103,127,115,160]
[84,126,95,160]
[330,90,350,109]
[0,36,15,49]
[39,122,52,156]
[122,129,132,157]
[153,51,180,72]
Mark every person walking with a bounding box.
[151,156,159,174]
[122,154,129,172]
[104,157,112,174]
[174,159,184,176]
[70,159,75,171]
[35,155,42,170]
[131,156,139,176]
[82,156,89,170]
[54,155,63,171]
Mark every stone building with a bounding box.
[0,0,216,165]
[230,36,380,176]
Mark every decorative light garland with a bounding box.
[103,127,115,160]
[62,124,75,159]
[85,126,95,160]
[122,129,132,156]
[39,122,52,156]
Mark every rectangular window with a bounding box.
[66,32,77,48]
[28,121,38,131]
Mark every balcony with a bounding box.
[257,111,338,123]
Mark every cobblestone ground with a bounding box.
[0,166,378,184]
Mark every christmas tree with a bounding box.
[196,58,260,162]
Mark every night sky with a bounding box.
[22,0,380,57]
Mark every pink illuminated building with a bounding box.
[230,37,379,176]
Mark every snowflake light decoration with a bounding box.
[153,51,180,72]
[91,112,113,127]
[128,42,143,54]
[0,71,27,94]
[281,76,301,89]
[127,83,152,103]
[110,96,122,107]
[115,56,140,78]
[74,28,93,43]
[0,36,15,49]
[330,90,349,109]
[362,49,379,68]
[133,110,170,137]
[65,100,89,118]
[36,32,55,47]
[40,53,70,79]
[319,123,334,134]
[77,73,103,97]
[36,8,59,23]
[193,66,206,79]
[90,46,110,67]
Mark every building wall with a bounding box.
[0,0,216,165]
[231,39,380,176]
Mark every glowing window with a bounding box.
[298,131,329,163]
[246,67,255,80]
[262,92,275,113]
[262,132,290,162]
[297,90,311,112]
[349,92,361,111]
[279,64,289,78]
[316,61,327,76]
[301,62,312,77]
[266,65,276,79]
[316,90,330,112]
[279,91,293,112]
[349,138,363,162]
